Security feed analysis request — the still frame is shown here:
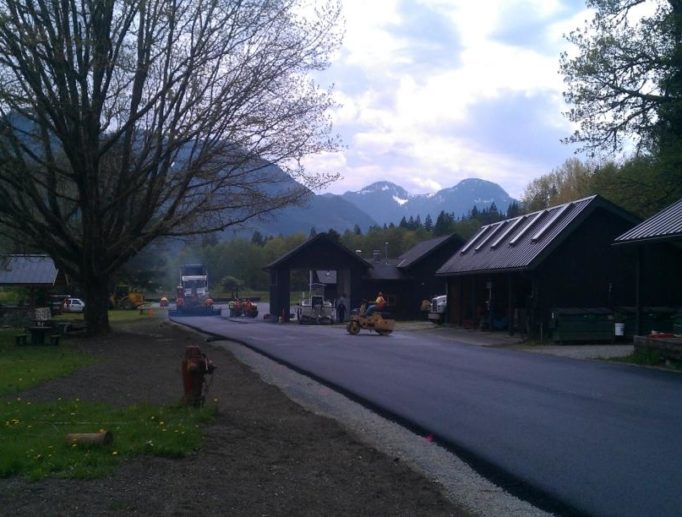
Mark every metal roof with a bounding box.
[436,195,637,276]
[395,234,457,269]
[264,233,370,270]
[364,261,407,281]
[0,254,59,285]
[614,198,682,245]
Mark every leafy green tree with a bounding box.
[221,276,244,298]
[424,214,434,232]
[561,1,682,211]
[506,201,522,218]
[433,211,456,237]
[251,231,266,247]
[590,156,679,216]
[561,0,681,155]
[521,158,594,211]
[326,229,341,242]
[0,0,342,334]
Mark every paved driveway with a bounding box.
[172,314,681,516]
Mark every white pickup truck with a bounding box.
[428,294,447,324]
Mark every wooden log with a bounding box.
[65,430,113,446]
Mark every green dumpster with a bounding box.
[616,306,677,336]
[551,307,614,344]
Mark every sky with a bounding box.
[304,0,592,199]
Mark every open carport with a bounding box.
[264,233,370,322]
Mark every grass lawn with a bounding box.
[0,329,94,396]
[1,399,214,480]
[0,317,215,480]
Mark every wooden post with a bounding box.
[65,430,113,446]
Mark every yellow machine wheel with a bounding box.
[347,321,360,335]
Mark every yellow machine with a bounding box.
[110,284,144,310]
[346,305,395,336]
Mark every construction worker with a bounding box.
[365,291,386,317]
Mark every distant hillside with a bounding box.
[219,163,376,239]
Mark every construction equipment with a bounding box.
[110,284,144,310]
[428,294,447,324]
[228,299,258,318]
[171,264,219,316]
[297,282,334,324]
[346,304,395,336]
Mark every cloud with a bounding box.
[314,0,589,199]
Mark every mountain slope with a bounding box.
[340,181,412,225]
[340,178,515,226]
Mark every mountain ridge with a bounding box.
[228,171,516,238]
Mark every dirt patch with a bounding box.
[0,318,466,516]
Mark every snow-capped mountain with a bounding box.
[340,178,516,226]
[339,181,414,226]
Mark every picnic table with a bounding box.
[26,325,53,345]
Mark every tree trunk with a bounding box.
[84,275,111,335]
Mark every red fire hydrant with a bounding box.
[181,345,216,406]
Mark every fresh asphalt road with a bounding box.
[172,315,682,516]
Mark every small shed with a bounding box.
[436,195,656,339]
[0,255,59,286]
[0,254,63,307]
[613,198,682,335]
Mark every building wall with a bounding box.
[444,207,682,338]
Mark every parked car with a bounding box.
[48,294,71,315]
[62,297,85,313]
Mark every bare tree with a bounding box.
[0,0,342,333]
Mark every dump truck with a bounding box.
[172,264,218,316]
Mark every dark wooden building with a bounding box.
[264,234,369,322]
[613,198,682,334]
[435,195,680,338]
[362,234,463,319]
[265,233,463,321]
